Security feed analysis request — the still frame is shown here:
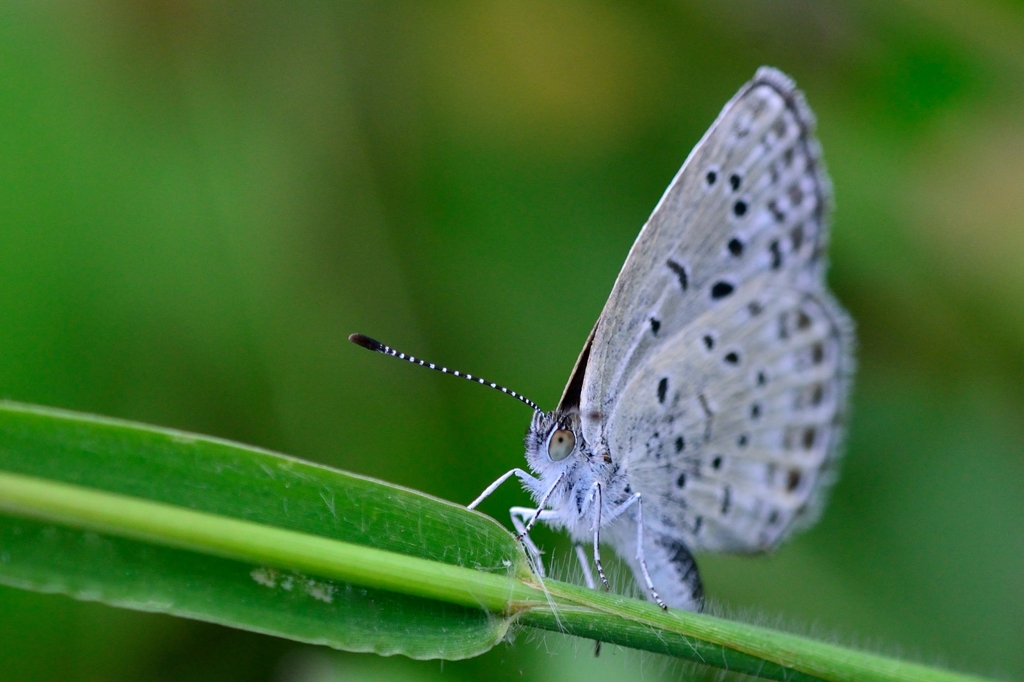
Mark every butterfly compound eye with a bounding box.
[547,429,576,461]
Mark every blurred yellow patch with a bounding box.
[418,1,668,156]
[906,112,1024,338]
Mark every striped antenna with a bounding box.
[349,333,542,413]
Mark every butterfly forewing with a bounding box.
[575,67,851,554]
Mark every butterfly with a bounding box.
[351,66,853,611]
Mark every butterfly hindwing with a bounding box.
[609,279,852,552]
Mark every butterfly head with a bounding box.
[525,408,595,475]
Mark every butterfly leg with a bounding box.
[583,482,612,591]
[599,493,667,609]
[632,494,667,610]
[510,507,559,577]
[475,470,564,578]
[467,468,540,509]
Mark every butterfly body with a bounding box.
[523,406,705,609]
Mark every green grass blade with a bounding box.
[0,514,505,659]
[0,401,525,659]
[0,401,517,569]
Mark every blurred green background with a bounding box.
[1,1,1023,680]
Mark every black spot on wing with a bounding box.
[769,240,783,269]
[796,309,813,330]
[787,469,802,492]
[711,281,734,299]
[657,377,668,404]
[791,223,805,251]
[666,259,688,291]
[812,342,825,364]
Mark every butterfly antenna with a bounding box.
[349,333,542,413]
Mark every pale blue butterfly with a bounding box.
[352,66,853,611]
